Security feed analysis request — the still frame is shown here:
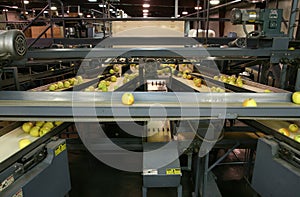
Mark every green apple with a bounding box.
[44,122,54,129]
[35,121,45,127]
[292,92,300,104]
[109,69,115,74]
[122,92,134,105]
[294,135,300,143]
[242,98,257,107]
[213,76,219,80]
[106,81,111,86]
[101,86,108,92]
[48,84,56,91]
[29,126,40,137]
[64,81,70,88]
[111,76,117,82]
[22,122,33,133]
[289,124,299,133]
[54,83,58,89]
[57,81,64,89]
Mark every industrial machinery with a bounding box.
[231,8,284,37]
[0,2,300,196]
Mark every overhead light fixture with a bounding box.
[99,4,106,7]
[194,6,202,10]
[143,9,149,13]
[25,11,28,14]
[109,9,113,11]
[24,0,29,4]
[2,9,8,12]
[182,11,188,15]
[210,0,220,5]
[50,6,57,11]
[44,11,48,14]
[12,6,18,9]
[79,12,83,16]
[143,15,148,18]
[143,13,148,16]
[88,0,97,2]
[87,14,91,17]
[143,3,150,8]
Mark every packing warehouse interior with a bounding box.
[0,0,300,196]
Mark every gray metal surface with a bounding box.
[0,92,298,121]
[1,139,71,197]
[252,138,300,197]
[0,30,27,60]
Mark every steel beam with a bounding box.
[0,92,299,121]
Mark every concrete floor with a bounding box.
[67,146,257,197]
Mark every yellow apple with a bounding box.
[242,98,257,107]
[294,135,300,143]
[213,76,219,80]
[35,121,45,127]
[48,84,56,91]
[39,126,51,137]
[289,124,299,133]
[29,126,40,137]
[278,128,290,137]
[292,92,300,104]
[54,121,63,126]
[264,89,272,93]
[187,74,192,80]
[77,76,84,84]
[22,122,33,133]
[122,92,135,105]
[19,138,31,149]
[44,122,54,129]
[109,69,115,74]
[111,76,117,82]
[64,81,70,88]
[57,81,64,89]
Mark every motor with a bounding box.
[0,30,27,60]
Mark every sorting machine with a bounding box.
[0,6,300,196]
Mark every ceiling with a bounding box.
[0,0,227,17]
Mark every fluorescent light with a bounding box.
[143,3,150,8]
[143,13,148,16]
[210,0,220,5]
[194,6,202,10]
[143,15,148,18]
[182,11,188,15]
[109,9,113,11]
[12,6,18,9]
[87,14,91,17]
[79,12,83,16]
[143,9,148,13]
[24,0,29,4]
[44,11,48,13]
[50,6,57,11]
[25,11,28,14]
[99,4,106,7]
[88,0,97,2]
[2,9,8,12]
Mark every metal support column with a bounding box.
[288,0,299,39]
[175,0,178,18]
